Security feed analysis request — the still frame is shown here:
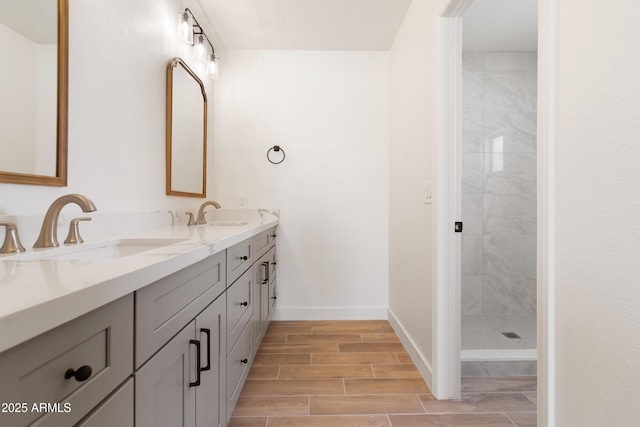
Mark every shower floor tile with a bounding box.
[462,315,536,349]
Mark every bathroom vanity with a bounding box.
[0,212,277,427]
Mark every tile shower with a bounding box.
[461,51,537,376]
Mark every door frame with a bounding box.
[432,0,555,424]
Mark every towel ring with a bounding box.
[267,146,286,164]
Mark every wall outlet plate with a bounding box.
[239,194,248,209]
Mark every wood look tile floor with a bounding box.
[230,320,537,427]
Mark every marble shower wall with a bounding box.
[461,51,537,316]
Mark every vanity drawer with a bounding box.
[269,277,277,314]
[136,251,226,367]
[75,378,134,427]
[226,266,253,355]
[227,239,253,285]
[268,246,277,279]
[252,230,271,261]
[268,226,277,250]
[227,322,252,417]
[0,295,133,427]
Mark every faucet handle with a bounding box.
[0,222,26,254]
[186,212,195,226]
[64,217,92,245]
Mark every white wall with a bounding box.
[35,44,57,176]
[0,22,37,174]
[213,50,390,319]
[553,0,640,425]
[388,0,438,386]
[0,0,217,217]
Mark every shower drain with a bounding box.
[501,332,521,339]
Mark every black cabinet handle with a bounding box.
[271,261,277,266]
[271,296,277,300]
[65,365,92,382]
[239,255,248,261]
[240,301,248,307]
[189,340,201,387]
[240,358,248,364]
[200,328,211,372]
[271,234,276,238]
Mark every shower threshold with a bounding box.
[461,348,537,362]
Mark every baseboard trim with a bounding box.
[272,306,388,321]
[387,307,434,391]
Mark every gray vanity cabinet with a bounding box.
[0,224,276,427]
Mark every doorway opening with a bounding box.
[459,0,538,376]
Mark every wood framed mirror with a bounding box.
[166,57,207,198]
[0,0,68,186]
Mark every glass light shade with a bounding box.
[206,54,219,80]
[194,35,208,63]
[177,11,193,45]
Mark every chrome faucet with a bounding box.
[33,194,97,248]
[195,200,221,225]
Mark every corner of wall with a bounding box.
[388,307,434,390]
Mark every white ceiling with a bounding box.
[197,0,413,51]
[463,0,538,51]
[0,0,57,44]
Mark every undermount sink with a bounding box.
[209,221,249,226]
[2,238,187,261]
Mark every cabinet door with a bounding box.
[195,297,226,427]
[267,247,277,321]
[252,252,269,349]
[75,379,133,427]
[226,323,252,423]
[136,322,197,427]
[269,277,277,319]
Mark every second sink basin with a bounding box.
[3,238,188,261]
[208,221,249,226]
[50,238,188,260]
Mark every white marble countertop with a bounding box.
[0,212,278,354]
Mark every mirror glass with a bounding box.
[0,0,67,186]
[166,58,207,198]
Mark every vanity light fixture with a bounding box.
[194,34,208,63]
[177,8,219,79]
[206,53,218,79]
[177,11,193,45]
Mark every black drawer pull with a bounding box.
[271,234,276,238]
[271,296,277,300]
[189,340,201,387]
[240,358,249,364]
[240,301,248,307]
[65,365,92,382]
[201,328,211,372]
[239,255,248,261]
